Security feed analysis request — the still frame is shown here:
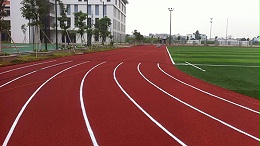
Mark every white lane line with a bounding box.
[80,61,106,146]
[2,61,89,146]
[166,47,175,65]
[138,63,260,142]
[158,64,259,114]
[0,61,73,88]
[114,62,186,146]
[175,63,260,68]
[185,61,206,72]
[190,64,260,68]
[0,60,56,75]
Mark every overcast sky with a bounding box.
[126,0,259,39]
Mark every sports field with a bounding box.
[167,46,259,99]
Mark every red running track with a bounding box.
[0,45,259,145]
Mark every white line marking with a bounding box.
[2,61,89,146]
[158,63,259,114]
[189,64,260,68]
[0,61,73,88]
[80,61,106,146]
[0,60,56,75]
[166,47,175,65]
[138,63,260,141]
[185,61,206,72]
[114,62,186,146]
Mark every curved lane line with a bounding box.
[166,47,175,65]
[80,61,106,146]
[0,61,73,88]
[157,63,259,114]
[114,62,186,146]
[0,60,56,75]
[138,63,260,141]
[2,61,89,146]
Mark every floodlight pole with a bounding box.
[210,18,213,40]
[168,8,173,45]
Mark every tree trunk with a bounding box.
[0,32,2,53]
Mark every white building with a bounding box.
[8,0,128,44]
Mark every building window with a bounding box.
[67,17,71,27]
[115,0,117,5]
[87,18,91,26]
[78,0,82,1]
[95,5,99,15]
[113,6,116,17]
[104,5,107,16]
[88,5,91,15]
[74,4,78,13]
[67,4,71,15]
[5,10,10,16]
[107,0,111,2]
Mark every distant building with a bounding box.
[252,36,259,42]
[4,0,129,44]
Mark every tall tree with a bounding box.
[86,27,92,47]
[98,16,111,45]
[20,0,49,50]
[0,0,7,53]
[194,30,201,40]
[58,1,70,48]
[133,30,144,43]
[93,21,100,43]
[74,11,87,46]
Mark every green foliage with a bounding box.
[133,30,144,43]
[74,11,87,45]
[98,17,111,45]
[194,30,201,40]
[86,27,93,46]
[20,0,49,28]
[93,22,100,42]
[58,1,70,35]
[0,0,10,32]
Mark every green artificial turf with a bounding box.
[167,46,259,99]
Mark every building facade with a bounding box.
[7,0,128,44]
[1,0,11,42]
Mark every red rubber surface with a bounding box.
[0,45,259,145]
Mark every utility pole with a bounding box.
[210,18,213,40]
[168,8,174,45]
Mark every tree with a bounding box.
[74,11,87,46]
[133,30,144,44]
[98,16,111,45]
[93,21,100,42]
[177,36,181,41]
[109,32,113,45]
[0,0,8,53]
[194,30,201,40]
[58,1,70,48]
[86,27,92,46]
[20,0,49,50]
[241,38,246,41]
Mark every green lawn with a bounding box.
[167,46,259,99]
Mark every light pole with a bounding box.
[210,18,213,40]
[168,8,173,45]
